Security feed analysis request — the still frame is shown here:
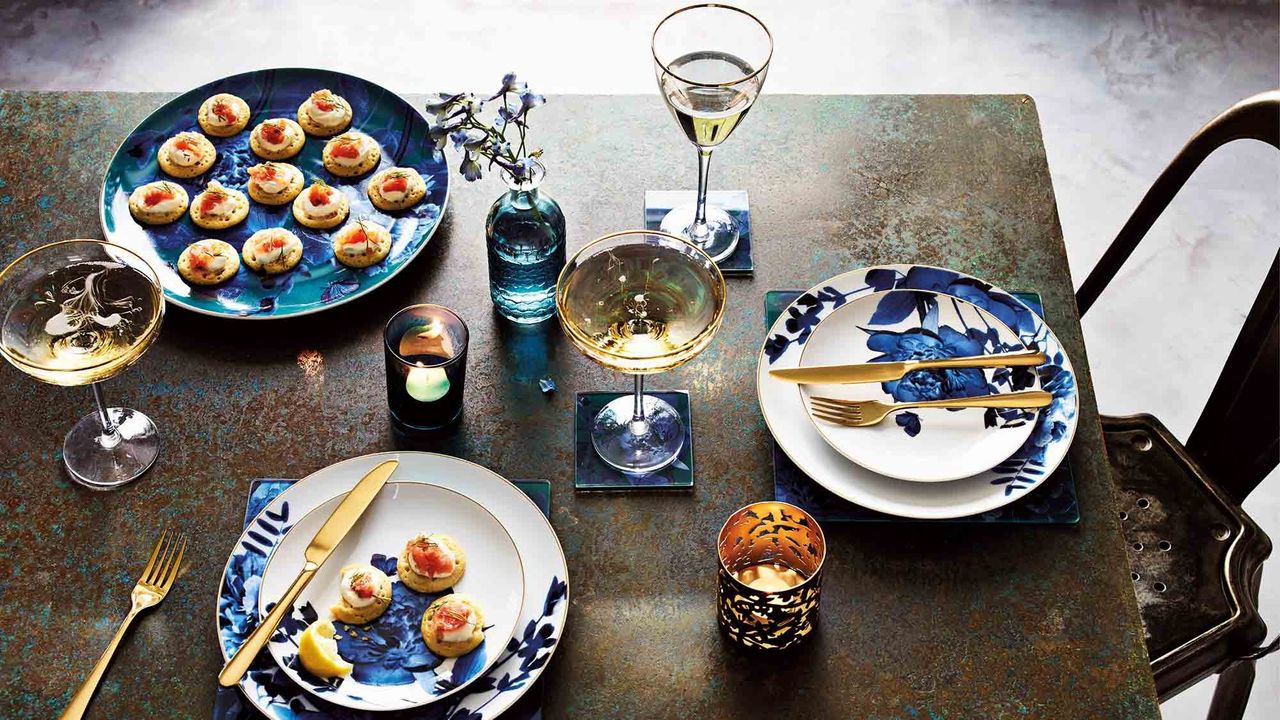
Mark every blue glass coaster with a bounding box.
[644,190,753,275]
[215,477,551,720]
[574,391,694,490]
[766,289,1081,524]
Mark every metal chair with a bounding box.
[1077,90,1279,719]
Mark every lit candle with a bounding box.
[405,361,450,402]
[733,563,806,592]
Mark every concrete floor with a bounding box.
[2,0,1278,716]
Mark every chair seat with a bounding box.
[1102,413,1272,700]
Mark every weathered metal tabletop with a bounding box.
[0,91,1158,718]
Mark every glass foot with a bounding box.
[63,408,160,490]
[659,203,739,262]
[591,394,685,475]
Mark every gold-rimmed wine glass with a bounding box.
[556,230,726,474]
[653,3,773,262]
[0,240,164,489]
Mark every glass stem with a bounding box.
[692,147,714,237]
[632,374,647,423]
[91,382,122,449]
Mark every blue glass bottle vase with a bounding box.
[485,162,566,323]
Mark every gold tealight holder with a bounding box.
[716,501,826,650]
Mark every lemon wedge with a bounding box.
[297,620,353,679]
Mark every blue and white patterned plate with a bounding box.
[758,265,1078,519]
[798,289,1042,483]
[216,453,568,720]
[100,68,449,319]
[259,482,525,711]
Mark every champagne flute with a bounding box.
[0,240,165,489]
[556,230,726,474]
[652,4,772,263]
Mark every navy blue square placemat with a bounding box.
[644,190,753,275]
[574,391,694,490]
[214,478,551,720]
[767,290,1080,524]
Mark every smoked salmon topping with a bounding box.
[382,175,408,194]
[410,540,455,578]
[212,100,237,124]
[331,139,361,159]
[142,187,174,207]
[260,122,286,145]
[307,184,332,205]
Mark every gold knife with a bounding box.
[769,349,1047,385]
[218,458,400,687]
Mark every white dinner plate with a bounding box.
[798,289,1040,482]
[758,265,1079,519]
[259,481,525,711]
[216,452,569,720]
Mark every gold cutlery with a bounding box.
[810,390,1053,428]
[59,529,187,720]
[218,458,399,687]
[769,349,1047,385]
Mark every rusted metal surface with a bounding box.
[0,91,1159,718]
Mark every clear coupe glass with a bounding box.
[0,240,164,489]
[556,230,726,474]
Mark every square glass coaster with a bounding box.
[574,391,694,490]
[644,190,753,275]
[765,289,1081,524]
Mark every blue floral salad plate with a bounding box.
[217,453,569,719]
[259,482,525,711]
[798,289,1042,483]
[758,265,1078,519]
[100,67,449,319]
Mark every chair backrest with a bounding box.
[1077,91,1280,503]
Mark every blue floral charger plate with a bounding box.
[217,453,569,719]
[258,482,525,711]
[797,289,1042,483]
[100,67,449,319]
[757,265,1078,519]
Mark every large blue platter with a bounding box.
[100,68,449,319]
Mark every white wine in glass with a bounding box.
[557,230,726,474]
[653,4,772,263]
[0,240,164,489]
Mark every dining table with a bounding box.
[0,90,1160,718]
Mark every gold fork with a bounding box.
[810,390,1052,428]
[59,529,187,720]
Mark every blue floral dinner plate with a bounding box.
[757,265,1079,519]
[259,482,524,711]
[100,68,449,319]
[798,289,1042,483]
[217,453,568,720]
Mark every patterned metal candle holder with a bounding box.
[716,501,827,650]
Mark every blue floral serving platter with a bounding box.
[797,289,1041,483]
[757,265,1079,519]
[258,482,524,711]
[216,453,568,719]
[100,68,449,319]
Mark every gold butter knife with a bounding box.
[769,349,1047,385]
[218,458,400,687]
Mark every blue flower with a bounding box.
[1029,398,1072,461]
[519,91,546,112]
[460,154,482,181]
[423,92,461,119]
[450,128,487,151]
[495,72,528,96]
[334,579,444,686]
[866,326,991,403]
